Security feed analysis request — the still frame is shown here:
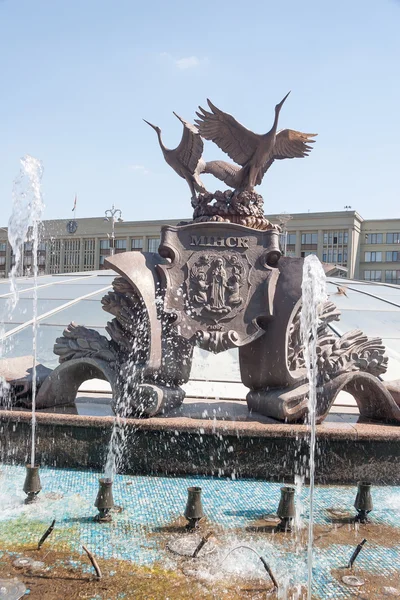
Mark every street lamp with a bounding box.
[104,205,123,256]
[278,214,292,256]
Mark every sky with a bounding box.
[0,0,399,224]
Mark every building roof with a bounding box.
[0,270,399,400]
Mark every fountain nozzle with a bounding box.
[184,486,205,531]
[354,481,373,524]
[23,464,42,504]
[277,486,296,532]
[94,478,114,522]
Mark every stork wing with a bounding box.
[202,160,241,188]
[173,113,204,174]
[260,129,317,181]
[273,129,317,160]
[195,99,260,167]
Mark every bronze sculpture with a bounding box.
[12,92,399,427]
[144,94,316,227]
[195,94,317,192]
[143,113,206,202]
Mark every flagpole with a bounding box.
[72,193,77,219]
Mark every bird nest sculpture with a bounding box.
[144,93,316,229]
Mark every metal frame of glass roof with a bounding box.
[0,271,399,398]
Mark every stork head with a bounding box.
[143,119,161,135]
[275,91,291,113]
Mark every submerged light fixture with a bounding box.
[277,486,296,532]
[94,478,114,522]
[23,464,42,504]
[354,481,373,524]
[184,486,205,531]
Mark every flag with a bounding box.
[72,194,77,212]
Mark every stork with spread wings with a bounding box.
[195,93,317,192]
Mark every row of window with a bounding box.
[288,230,349,247]
[323,231,348,245]
[322,250,348,263]
[366,233,400,244]
[365,251,400,262]
[364,270,400,283]
[1,237,161,254]
[301,233,318,245]
[99,238,159,252]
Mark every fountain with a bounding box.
[300,255,327,598]
[6,155,45,503]
[0,95,400,599]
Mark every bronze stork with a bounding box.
[143,113,206,201]
[195,93,317,192]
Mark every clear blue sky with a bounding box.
[1,0,399,223]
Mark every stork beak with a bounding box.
[143,119,158,131]
[277,91,291,109]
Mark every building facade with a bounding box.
[0,211,399,283]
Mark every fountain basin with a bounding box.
[0,464,399,599]
[1,400,399,484]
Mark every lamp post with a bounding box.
[104,205,123,257]
[278,214,292,256]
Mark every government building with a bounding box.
[0,210,399,284]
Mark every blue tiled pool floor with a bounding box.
[0,465,399,599]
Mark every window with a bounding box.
[0,242,6,252]
[38,254,46,266]
[386,251,399,262]
[364,270,382,282]
[114,239,127,249]
[49,239,61,274]
[24,241,33,252]
[83,239,95,271]
[366,233,383,244]
[147,237,160,253]
[323,230,348,246]
[100,255,105,265]
[287,233,296,245]
[64,239,81,272]
[387,233,400,244]
[365,251,382,262]
[100,239,110,250]
[301,250,317,258]
[0,256,5,266]
[37,241,46,251]
[131,238,143,250]
[24,255,32,266]
[301,233,318,245]
[385,270,400,284]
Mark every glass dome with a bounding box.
[1,271,399,402]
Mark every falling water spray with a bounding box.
[8,155,45,469]
[300,255,327,600]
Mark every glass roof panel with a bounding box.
[336,310,400,339]
[0,272,399,385]
[18,283,112,300]
[43,299,110,328]
[190,348,241,382]
[0,298,73,325]
[2,324,67,369]
[326,286,400,312]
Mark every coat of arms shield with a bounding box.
[157,222,281,353]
